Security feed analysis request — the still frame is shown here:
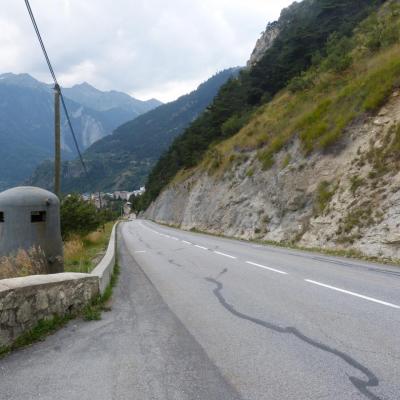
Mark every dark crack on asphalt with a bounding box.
[206,277,381,400]
[168,259,184,268]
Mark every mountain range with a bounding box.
[29,68,239,193]
[0,73,161,190]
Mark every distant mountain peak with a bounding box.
[63,82,161,113]
[0,72,47,90]
[71,81,98,91]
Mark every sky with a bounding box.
[1,0,294,102]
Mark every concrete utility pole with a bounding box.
[54,84,61,198]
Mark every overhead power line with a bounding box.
[24,0,88,176]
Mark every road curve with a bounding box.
[0,220,399,399]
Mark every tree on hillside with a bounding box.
[60,194,101,239]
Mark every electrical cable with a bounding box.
[24,0,88,176]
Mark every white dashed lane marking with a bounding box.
[245,261,288,275]
[214,251,237,259]
[305,279,400,309]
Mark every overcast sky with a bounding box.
[1,0,294,102]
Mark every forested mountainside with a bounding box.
[143,0,400,261]
[0,73,159,190]
[139,0,384,210]
[29,68,239,193]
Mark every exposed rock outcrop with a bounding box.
[145,92,400,260]
[247,22,280,68]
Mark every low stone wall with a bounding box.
[0,222,119,348]
[0,274,98,347]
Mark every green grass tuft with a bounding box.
[315,181,336,216]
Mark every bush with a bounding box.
[321,33,353,72]
[221,114,250,137]
[60,194,102,240]
[358,9,400,52]
[350,175,365,195]
[315,181,335,215]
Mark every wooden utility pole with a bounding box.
[54,84,61,198]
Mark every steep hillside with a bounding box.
[144,0,400,260]
[140,0,384,209]
[0,73,158,190]
[29,68,239,193]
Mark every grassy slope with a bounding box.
[194,2,400,179]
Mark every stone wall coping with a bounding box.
[0,273,94,292]
[91,223,118,294]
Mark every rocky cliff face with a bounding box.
[145,91,400,260]
[247,22,280,68]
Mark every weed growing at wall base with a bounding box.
[0,314,73,358]
[83,263,121,321]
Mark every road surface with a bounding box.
[0,220,399,399]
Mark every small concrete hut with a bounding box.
[0,186,63,274]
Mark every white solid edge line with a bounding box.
[305,279,400,309]
[246,261,288,275]
[214,251,237,259]
[182,241,192,245]
[195,245,208,250]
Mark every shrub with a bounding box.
[221,114,250,137]
[258,151,275,171]
[350,175,365,195]
[61,194,102,240]
[288,71,316,93]
[342,206,374,233]
[358,8,400,52]
[315,181,335,215]
[282,153,292,169]
[321,33,353,72]
[246,167,254,178]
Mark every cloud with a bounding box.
[1,0,294,102]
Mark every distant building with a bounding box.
[113,187,145,201]
[84,192,109,209]
[113,191,131,201]
[130,187,146,198]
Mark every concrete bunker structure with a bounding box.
[0,186,63,274]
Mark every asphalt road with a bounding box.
[1,220,399,400]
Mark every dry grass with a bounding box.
[64,222,114,273]
[0,222,115,280]
[208,45,400,174]
[0,247,47,280]
[63,236,84,260]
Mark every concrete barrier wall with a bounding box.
[0,222,119,348]
[92,223,117,295]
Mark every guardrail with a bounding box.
[0,222,119,348]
